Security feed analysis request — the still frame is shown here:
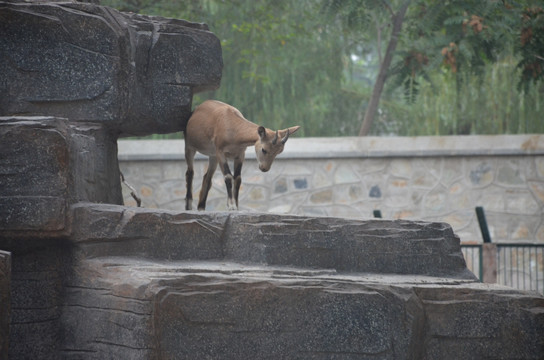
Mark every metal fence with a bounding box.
[461,244,544,295]
[497,244,544,295]
[374,207,544,294]
[461,245,483,281]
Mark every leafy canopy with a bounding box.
[103,0,544,137]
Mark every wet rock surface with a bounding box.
[0,251,10,359]
[71,204,475,279]
[59,205,543,360]
[0,1,222,136]
[61,253,543,360]
[0,116,122,228]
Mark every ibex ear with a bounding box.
[258,126,267,140]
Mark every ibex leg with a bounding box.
[185,148,196,210]
[233,157,243,209]
[218,154,237,210]
[198,156,217,210]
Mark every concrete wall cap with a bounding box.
[118,134,544,161]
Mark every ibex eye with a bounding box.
[262,149,268,154]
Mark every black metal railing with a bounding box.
[497,244,544,295]
[461,245,483,281]
[461,243,544,295]
[373,207,544,295]
[461,207,544,295]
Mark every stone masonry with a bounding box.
[118,135,544,244]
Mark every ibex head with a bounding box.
[255,125,300,172]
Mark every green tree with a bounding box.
[103,0,543,137]
[322,0,411,135]
[323,0,544,135]
[103,0,357,137]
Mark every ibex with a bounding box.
[184,100,300,211]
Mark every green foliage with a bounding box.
[381,57,544,135]
[357,0,544,135]
[204,0,350,137]
[518,5,544,90]
[105,0,359,137]
[103,0,543,138]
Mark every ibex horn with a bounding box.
[272,130,279,145]
[281,129,290,144]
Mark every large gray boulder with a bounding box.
[70,204,475,279]
[0,0,223,229]
[0,251,10,359]
[0,116,125,234]
[58,205,543,360]
[0,1,222,136]
[0,2,223,358]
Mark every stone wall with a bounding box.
[118,134,544,243]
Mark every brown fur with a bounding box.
[184,100,300,210]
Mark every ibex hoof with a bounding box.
[227,200,237,211]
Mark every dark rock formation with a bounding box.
[419,286,544,359]
[0,116,122,229]
[0,251,10,359]
[55,205,544,360]
[70,204,475,279]
[0,0,223,223]
[0,2,223,358]
[0,1,222,136]
[5,238,69,360]
[60,204,544,359]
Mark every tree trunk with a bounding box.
[358,1,410,136]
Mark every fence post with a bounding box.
[482,243,497,283]
[475,206,492,243]
[475,207,497,283]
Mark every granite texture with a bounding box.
[59,252,544,360]
[0,116,122,232]
[0,251,10,359]
[57,205,543,359]
[70,204,476,279]
[0,1,222,358]
[0,1,222,136]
